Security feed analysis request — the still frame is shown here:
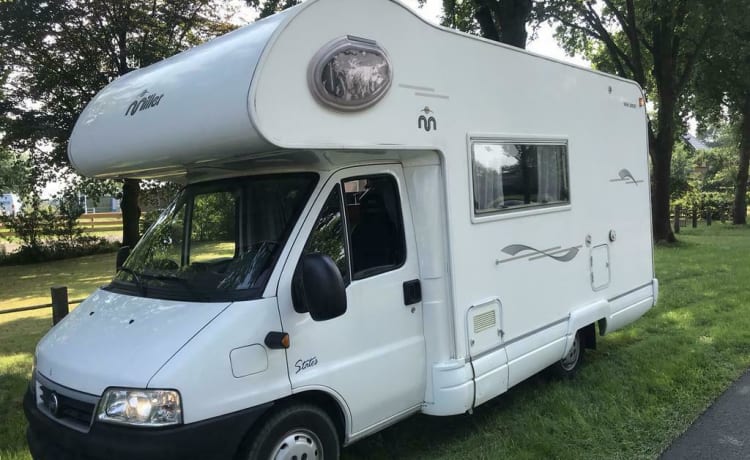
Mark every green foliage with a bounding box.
[541,0,726,242]
[672,139,741,221]
[190,192,235,242]
[0,0,237,242]
[245,0,301,19]
[670,143,693,200]
[0,149,31,195]
[417,0,535,47]
[140,181,181,212]
[0,189,116,265]
[691,0,750,127]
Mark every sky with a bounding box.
[400,0,590,67]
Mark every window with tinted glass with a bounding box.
[343,175,406,279]
[189,191,238,265]
[472,142,569,215]
[303,185,350,284]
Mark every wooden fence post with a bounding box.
[692,208,698,228]
[674,205,681,234]
[51,286,69,325]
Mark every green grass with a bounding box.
[0,252,116,311]
[1,224,750,459]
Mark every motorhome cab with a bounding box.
[24,0,658,458]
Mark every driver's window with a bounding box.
[188,191,238,264]
[303,185,350,284]
[343,175,406,279]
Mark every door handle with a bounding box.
[403,279,422,306]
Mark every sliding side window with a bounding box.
[472,142,569,215]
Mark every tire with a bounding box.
[240,403,340,460]
[549,330,584,378]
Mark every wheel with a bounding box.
[550,330,584,378]
[240,403,340,460]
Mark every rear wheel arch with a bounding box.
[582,322,597,349]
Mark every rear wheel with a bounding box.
[550,330,584,378]
[240,403,340,460]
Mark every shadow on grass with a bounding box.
[0,316,50,357]
[344,373,553,459]
[0,356,33,460]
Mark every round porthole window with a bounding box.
[309,36,392,111]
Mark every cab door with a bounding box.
[277,164,426,435]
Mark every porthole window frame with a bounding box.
[308,35,393,112]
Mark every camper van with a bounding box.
[24,0,658,458]
[0,193,22,216]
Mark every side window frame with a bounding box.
[301,183,353,286]
[184,185,242,266]
[468,136,572,223]
[341,173,407,281]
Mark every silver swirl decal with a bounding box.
[496,244,581,265]
[609,168,644,186]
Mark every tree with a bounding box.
[246,0,301,20]
[0,148,30,194]
[543,0,724,242]
[249,0,536,49]
[0,1,235,247]
[448,0,533,48]
[420,0,534,48]
[691,0,750,224]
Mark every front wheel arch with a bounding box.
[235,391,347,459]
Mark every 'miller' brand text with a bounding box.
[125,90,164,117]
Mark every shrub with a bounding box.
[0,236,118,266]
[0,193,119,266]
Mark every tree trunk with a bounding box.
[733,93,750,225]
[497,0,532,48]
[473,0,531,48]
[121,179,141,248]
[650,108,676,242]
[651,146,676,242]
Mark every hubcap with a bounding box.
[272,429,322,460]
[560,335,580,371]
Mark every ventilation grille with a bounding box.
[473,310,496,333]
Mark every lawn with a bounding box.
[1,224,750,459]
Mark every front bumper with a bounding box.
[24,388,272,460]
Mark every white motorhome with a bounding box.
[0,193,22,216]
[24,1,658,459]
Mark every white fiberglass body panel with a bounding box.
[34,290,230,396]
[67,9,293,178]
[148,298,291,423]
[253,0,654,363]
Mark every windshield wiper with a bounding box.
[118,267,147,296]
[140,273,207,300]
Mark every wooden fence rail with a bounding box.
[0,286,77,325]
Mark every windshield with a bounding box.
[110,173,318,301]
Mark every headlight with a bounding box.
[97,388,182,427]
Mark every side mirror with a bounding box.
[116,246,131,272]
[292,253,347,321]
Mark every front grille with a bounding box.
[40,385,96,428]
